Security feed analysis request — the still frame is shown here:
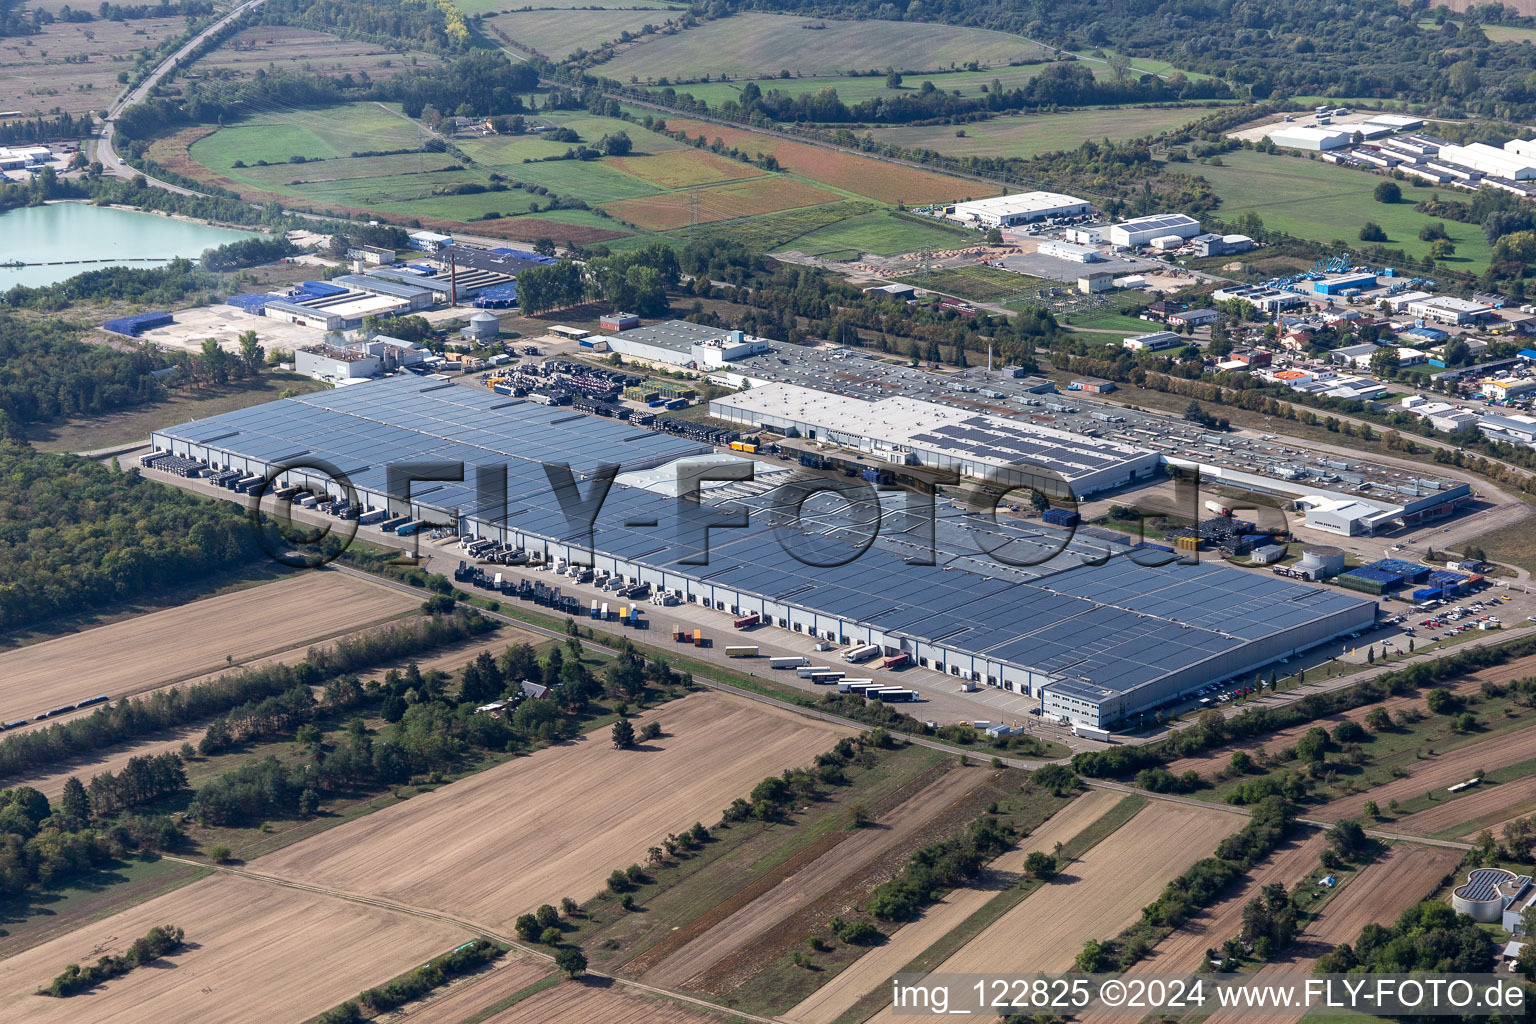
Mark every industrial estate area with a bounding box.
[9,1,1536,1023]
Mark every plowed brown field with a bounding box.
[470,979,728,1023]
[1197,843,1461,1024]
[785,788,1126,1024]
[1389,773,1536,837]
[388,957,553,1024]
[605,177,841,230]
[253,691,851,933]
[0,873,469,1024]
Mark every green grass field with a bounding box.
[777,209,978,255]
[603,12,1048,82]
[866,105,1212,159]
[649,63,1081,107]
[188,103,422,167]
[897,264,1053,301]
[1194,149,1496,273]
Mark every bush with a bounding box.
[207,845,232,863]
[829,915,882,945]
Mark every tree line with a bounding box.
[43,924,186,997]
[0,609,494,778]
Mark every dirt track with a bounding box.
[0,873,469,1024]
[473,979,727,1023]
[1310,722,1536,822]
[784,788,1126,1024]
[0,572,417,729]
[643,763,987,989]
[1164,653,1536,778]
[253,691,852,933]
[1197,843,1461,1024]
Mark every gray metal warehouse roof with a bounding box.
[155,378,1373,703]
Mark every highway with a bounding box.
[94,0,268,195]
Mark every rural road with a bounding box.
[94,0,268,193]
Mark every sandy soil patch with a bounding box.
[252,691,852,933]
[785,788,1125,1024]
[0,572,417,729]
[0,873,469,1024]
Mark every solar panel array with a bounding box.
[1457,867,1515,902]
[157,378,1375,703]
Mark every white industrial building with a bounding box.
[1109,214,1200,248]
[1436,142,1536,181]
[1361,113,1424,133]
[948,191,1090,228]
[1405,296,1493,325]
[1036,239,1103,263]
[1268,125,1352,151]
[1123,331,1183,352]
[709,381,1162,497]
[0,145,52,169]
[605,319,771,369]
[294,335,429,382]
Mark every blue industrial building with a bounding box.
[102,311,173,337]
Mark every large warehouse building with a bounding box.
[604,320,772,369]
[147,376,1376,727]
[949,191,1091,228]
[1109,214,1201,248]
[708,382,1162,497]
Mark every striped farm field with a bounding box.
[659,118,989,203]
[252,691,852,934]
[605,177,841,230]
[0,873,471,1024]
[608,149,760,188]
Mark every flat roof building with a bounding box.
[607,319,771,369]
[1109,214,1200,248]
[949,191,1090,228]
[1037,239,1103,263]
[709,381,1161,497]
[1269,125,1352,151]
[1123,331,1183,352]
[1406,296,1494,325]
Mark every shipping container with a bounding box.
[725,645,759,658]
[732,613,760,629]
[880,653,910,670]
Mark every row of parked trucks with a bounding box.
[2,693,109,731]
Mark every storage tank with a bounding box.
[461,310,500,343]
[1297,545,1346,579]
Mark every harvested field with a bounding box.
[784,788,1125,1024]
[253,691,852,933]
[15,626,541,798]
[608,149,759,189]
[642,763,988,989]
[388,956,553,1024]
[659,118,986,203]
[191,26,437,81]
[938,803,1233,973]
[0,18,184,117]
[470,979,729,1024]
[601,13,1046,81]
[1163,653,1536,777]
[1389,773,1536,838]
[1197,843,1462,1024]
[1115,831,1327,974]
[0,572,417,732]
[1310,723,1536,822]
[485,9,680,61]
[0,873,471,1024]
[605,176,840,230]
